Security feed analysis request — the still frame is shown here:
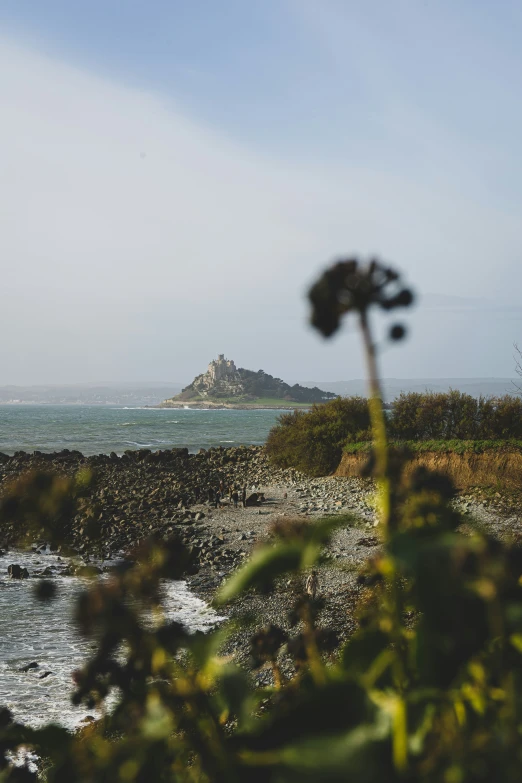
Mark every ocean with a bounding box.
[0,404,285,455]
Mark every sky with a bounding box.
[1,0,522,385]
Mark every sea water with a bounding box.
[0,548,222,729]
[0,405,284,455]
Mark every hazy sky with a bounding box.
[1,1,522,385]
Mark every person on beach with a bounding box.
[208,487,215,504]
[214,488,221,509]
[305,570,319,600]
[232,489,239,508]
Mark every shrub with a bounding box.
[265,397,371,476]
[390,391,522,440]
[267,391,522,477]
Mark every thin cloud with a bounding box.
[1,35,522,383]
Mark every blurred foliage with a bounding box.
[0,469,93,549]
[3,258,522,781]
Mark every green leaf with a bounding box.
[234,680,370,753]
[216,544,303,605]
[216,515,351,605]
[510,633,522,654]
[341,630,391,681]
[238,716,395,783]
[305,515,355,545]
[186,624,231,669]
[216,665,255,729]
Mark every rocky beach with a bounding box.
[1,445,521,683]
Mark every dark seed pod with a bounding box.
[309,257,413,338]
[389,324,406,341]
[396,288,414,307]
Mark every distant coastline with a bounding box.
[156,400,310,410]
[0,378,518,407]
[0,401,306,410]
[0,401,125,406]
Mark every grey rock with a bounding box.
[19,661,38,672]
[7,564,29,579]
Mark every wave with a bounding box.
[182,408,228,412]
[123,441,154,448]
[119,407,162,411]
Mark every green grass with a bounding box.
[243,397,311,407]
[343,439,522,455]
[168,395,313,407]
[194,396,312,407]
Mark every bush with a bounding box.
[265,397,371,476]
[267,392,522,476]
[390,391,522,440]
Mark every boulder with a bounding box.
[7,564,29,579]
[18,661,38,672]
[172,448,189,458]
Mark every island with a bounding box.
[158,354,337,409]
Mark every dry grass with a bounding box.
[336,449,522,491]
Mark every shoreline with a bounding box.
[0,445,377,674]
[1,445,520,674]
[155,401,310,410]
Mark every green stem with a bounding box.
[359,310,407,695]
[359,311,390,532]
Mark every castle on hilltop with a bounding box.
[207,354,237,383]
[186,354,244,398]
[164,354,338,405]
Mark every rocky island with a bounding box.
[159,354,337,408]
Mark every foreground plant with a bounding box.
[3,257,522,782]
[309,257,413,529]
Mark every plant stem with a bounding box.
[360,309,407,698]
[359,310,390,532]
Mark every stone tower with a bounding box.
[197,355,242,395]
